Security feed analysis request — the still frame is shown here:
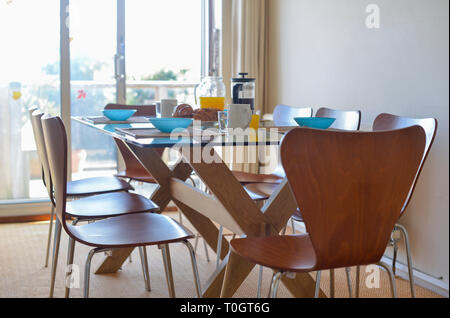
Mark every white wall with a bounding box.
[268,0,449,285]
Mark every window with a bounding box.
[0,0,60,202]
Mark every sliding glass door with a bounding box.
[0,0,205,211]
[68,0,120,179]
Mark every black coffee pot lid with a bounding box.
[232,72,255,83]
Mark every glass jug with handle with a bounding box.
[194,76,226,110]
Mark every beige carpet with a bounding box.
[0,214,442,298]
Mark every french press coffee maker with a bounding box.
[231,73,256,111]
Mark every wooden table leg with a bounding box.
[281,273,327,298]
[95,248,135,274]
[220,251,256,298]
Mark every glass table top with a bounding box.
[72,117,285,149]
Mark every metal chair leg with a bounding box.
[329,269,335,298]
[44,205,55,268]
[203,238,210,262]
[216,225,223,269]
[392,237,399,276]
[84,248,99,298]
[314,271,322,298]
[377,261,397,298]
[355,266,361,298]
[49,218,61,298]
[194,233,199,253]
[64,237,75,298]
[396,224,416,298]
[160,244,176,298]
[182,240,202,298]
[290,218,296,234]
[193,233,210,263]
[268,272,283,298]
[138,246,151,291]
[257,265,264,298]
[345,267,353,298]
[188,176,197,187]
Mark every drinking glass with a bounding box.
[218,111,228,132]
[155,101,161,118]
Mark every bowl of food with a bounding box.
[148,118,193,133]
[102,109,137,121]
[294,117,336,130]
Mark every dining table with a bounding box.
[72,116,327,298]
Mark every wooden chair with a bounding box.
[30,110,162,297]
[232,105,313,184]
[29,108,133,268]
[41,115,202,298]
[352,113,438,298]
[231,126,426,298]
[243,107,362,297]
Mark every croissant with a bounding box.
[173,104,194,118]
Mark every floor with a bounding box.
[0,213,442,298]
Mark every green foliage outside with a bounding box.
[127,68,190,105]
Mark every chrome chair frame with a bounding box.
[268,262,397,299]
[80,240,201,298]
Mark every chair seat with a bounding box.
[231,234,317,273]
[66,192,159,219]
[68,213,194,249]
[115,170,157,184]
[67,176,133,197]
[232,170,284,184]
[244,183,280,201]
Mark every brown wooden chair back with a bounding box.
[280,127,425,270]
[273,105,313,127]
[316,107,361,131]
[104,103,156,117]
[373,113,438,214]
[29,108,54,205]
[41,115,69,225]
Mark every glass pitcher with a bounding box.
[194,76,226,110]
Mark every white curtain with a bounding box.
[223,0,269,113]
[222,0,269,173]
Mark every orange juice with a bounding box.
[249,114,260,142]
[249,114,260,130]
[199,97,225,110]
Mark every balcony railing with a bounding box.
[71,80,198,104]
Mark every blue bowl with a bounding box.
[294,117,336,130]
[102,109,137,121]
[148,118,193,133]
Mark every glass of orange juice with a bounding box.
[195,76,226,111]
[199,96,225,110]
